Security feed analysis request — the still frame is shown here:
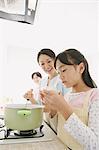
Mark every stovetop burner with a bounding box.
[14,129,37,136]
[5,125,44,139]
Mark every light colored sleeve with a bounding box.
[64,99,99,150]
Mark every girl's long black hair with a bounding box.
[54,49,97,88]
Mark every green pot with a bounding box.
[4,104,44,131]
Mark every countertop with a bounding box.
[0,138,66,150]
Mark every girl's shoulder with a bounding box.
[90,88,99,102]
[64,88,99,101]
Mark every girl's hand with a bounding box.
[40,90,73,120]
[40,90,65,112]
[40,91,57,118]
[49,109,57,118]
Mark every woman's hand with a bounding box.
[23,89,36,104]
[40,90,73,120]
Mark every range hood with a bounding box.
[0,0,38,24]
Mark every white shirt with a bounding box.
[64,88,99,150]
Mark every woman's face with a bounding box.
[38,54,56,76]
[56,59,84,88]
[33,74,41,84]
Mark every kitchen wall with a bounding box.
[0,0,99,103]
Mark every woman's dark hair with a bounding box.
[54,49,97,88]
[31,72,42,79]
[37,48,56,63]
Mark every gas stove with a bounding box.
[0,115,56,144]
[4,125,44,139]
[0,114,44,140]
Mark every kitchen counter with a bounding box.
[0,121,66,150]
[0,138,66,150]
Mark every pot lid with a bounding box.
[5,104,44,109]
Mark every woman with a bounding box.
[31,72,42,84]
[41,49,99,150]
[31,72,42,101]
[24,48,69,132]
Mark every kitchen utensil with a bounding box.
[4,104,44,131]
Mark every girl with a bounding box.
[41,49,99,150]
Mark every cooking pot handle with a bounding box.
[17,110,31,117]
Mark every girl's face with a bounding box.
[38,54,56,76]
[56,59,84,88]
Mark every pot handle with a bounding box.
[17,110,31,117]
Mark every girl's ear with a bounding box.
[79,62,85,74]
